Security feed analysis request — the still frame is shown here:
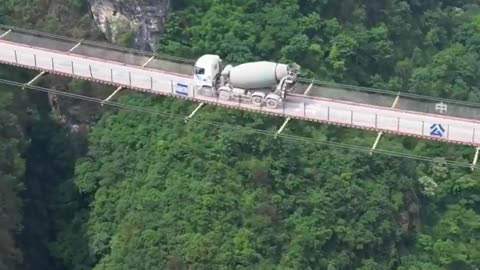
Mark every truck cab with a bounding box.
[193,54,221,89]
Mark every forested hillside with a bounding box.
[0,69,25,270]
[0,0,479,270]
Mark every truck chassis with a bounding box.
[199,86,283,109]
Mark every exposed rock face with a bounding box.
[88,0,170,51]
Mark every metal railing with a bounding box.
[3,23,480,122]
[5,47,478,146]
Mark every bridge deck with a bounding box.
[0,26,479,146]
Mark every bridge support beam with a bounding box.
[28,71,46,85]
[275,118,291,138]
[370,94,400,155]
[0,29,12,39]
[22,71,47,89]
[303,82,315,96]
[101,56,156,105]
[275,81,314,138]
[185,103,205,122]
[471,147,480,171]
[22,41,84,90]
[68,40,83,53]
[142,56,155,67]
[102,86,123,105]
[370,132,384,155]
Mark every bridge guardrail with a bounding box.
[0,39,479,146]
[3,24,480,123]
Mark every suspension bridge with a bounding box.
[1,24,480,168]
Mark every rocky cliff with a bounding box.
[88,0,170,50]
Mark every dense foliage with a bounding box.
[0,0,92,37]
[161,0,480,100]
[0,75,25,270]
[0,65,81,270]
[0,0,479,270]
[67,96,480,269]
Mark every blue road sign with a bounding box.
[430,123,445,137]
[175,83,189,96]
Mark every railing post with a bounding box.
[327,106,330,121]
[34,54,37,68]
[110,69,113,82]
[128,72,132,86]
[303,102,306,117]
[89,65,93,78]
[397,117,400,131]
[473,128,476,143]
[51,57,54,70]
[422,121,424,135]
[14,50,18,64]
[375,114,378,129]
[350,110,353,125]
[150,77,153,90]
[447,125,450,139]
[71,61,74,75]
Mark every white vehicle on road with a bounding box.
[193,54,299,108]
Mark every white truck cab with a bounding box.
[193,54,221,89]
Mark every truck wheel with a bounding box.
[266,98,278,109]
[218,90,230,100]
[251,96,263,106]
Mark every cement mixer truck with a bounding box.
[193,54,300,108]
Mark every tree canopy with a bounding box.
[0,0,479,270]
